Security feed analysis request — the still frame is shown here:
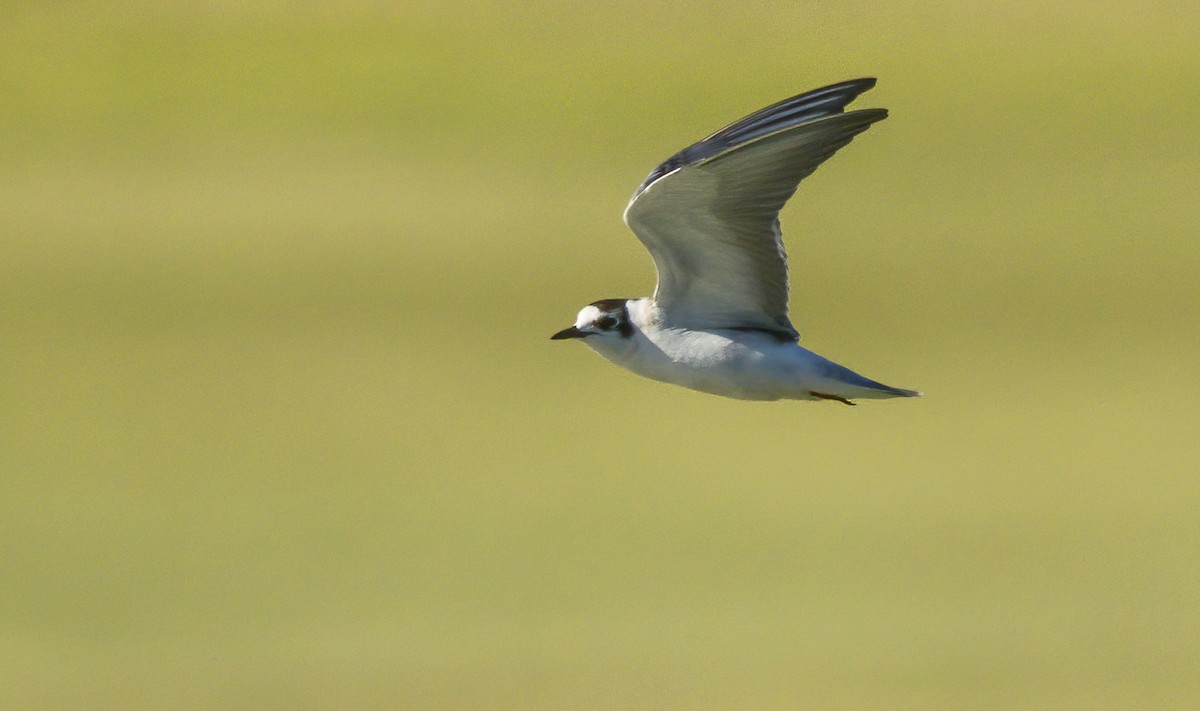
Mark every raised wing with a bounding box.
[623,78,886,338]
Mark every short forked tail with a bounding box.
[815,358,921,401]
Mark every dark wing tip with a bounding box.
[844,76,877,91]
[631,78,882,199]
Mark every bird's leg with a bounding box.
[809,391,857,406]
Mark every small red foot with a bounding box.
[809,391,856,406]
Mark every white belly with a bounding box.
[591,328,816,400]
[584,325,914,401]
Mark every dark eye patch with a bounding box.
[595,316,617,330]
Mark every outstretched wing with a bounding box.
[623,78,886,339]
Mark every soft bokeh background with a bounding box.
[3,1,1198,708]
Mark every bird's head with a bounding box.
[551,299,634,342]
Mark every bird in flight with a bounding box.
[552,78,918,405]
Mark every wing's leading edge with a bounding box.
[624,79,886,337]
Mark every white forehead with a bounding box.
[575,304,603,326]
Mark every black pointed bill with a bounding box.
[550,325,589,340]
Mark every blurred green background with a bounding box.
[3,1,1198,708]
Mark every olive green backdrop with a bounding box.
[3,2,1197,708]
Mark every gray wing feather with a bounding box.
[624,79,887,337]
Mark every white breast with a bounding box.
[589,325,809,401]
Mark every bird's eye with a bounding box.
[595,316,617,330]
